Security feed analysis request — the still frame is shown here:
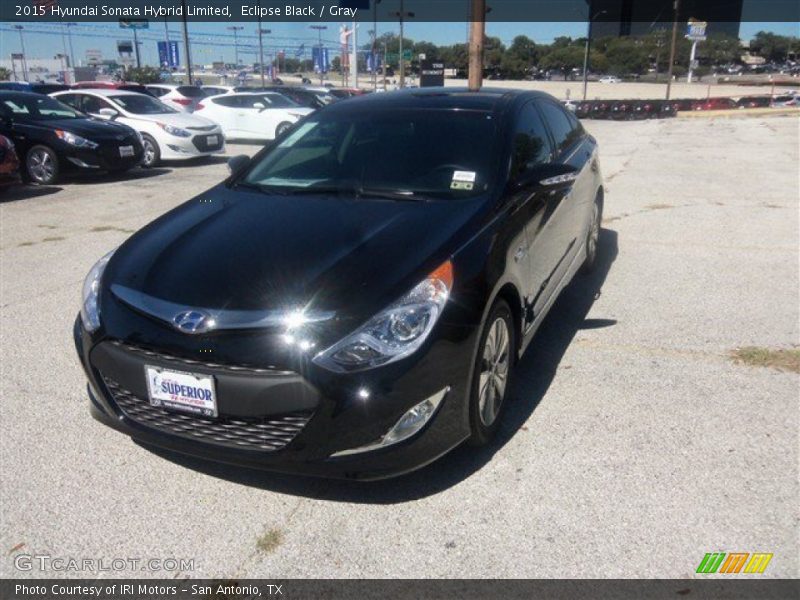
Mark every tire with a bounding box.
[275,121,293,137]
[582,194,603,273]
[468,299,515,446]
[140,134,160,168]
[25,145,59,185]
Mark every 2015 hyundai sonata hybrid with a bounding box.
[74,88,604,480]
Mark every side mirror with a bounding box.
[513,162,578,190]
[253,102,266,111]
[227,154,250,176]
[97,108,119,120]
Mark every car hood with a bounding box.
[106,185,486,324]
[36,117,135,139]
[125,111,218,128]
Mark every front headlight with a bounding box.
[55,129,98,149]
[80,250,115,333]
[313,260,453,372]
[157,122,191,138]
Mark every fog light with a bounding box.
[330,387,449,457]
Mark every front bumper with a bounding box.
[74,316,476,480]
[159,132,225,161]
[62,142,143,172]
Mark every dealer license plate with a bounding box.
[206,135,219,146]
[119,145,134,157]
[145,365,217,417]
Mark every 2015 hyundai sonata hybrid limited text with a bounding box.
[74,88,604,480]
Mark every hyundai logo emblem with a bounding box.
[172,310,215,334]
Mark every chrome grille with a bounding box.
[103,377,312,451]
[109,341,289,375]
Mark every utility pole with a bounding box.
[310,25,327,85]
[582,9,607,100]
[383,41,388,91]
[180,0,193,84]
[395,0,415,88]
[14,26,28,82]
[468,0,485,91]
[665,0,681,100]
[65,23,76,70]
[133,27,141,69]
[228,26,244,67]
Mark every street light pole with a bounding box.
[133,27,141,69]
[228,26,244,67]
[582,10,607,100]
[14,26,28,82]
[665,0,681,101]
[310,25,327,85]
[395,0,415,88]
[257,27,271,87]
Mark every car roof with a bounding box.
[56,88,149,98]
[323,87,544,113]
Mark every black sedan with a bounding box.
[0,92,143,185]
[74,88,604,480]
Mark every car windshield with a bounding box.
[243,108,497,199]
[109,94,176,114]
[1,95,81,120]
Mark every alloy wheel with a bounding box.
[478,317,511,427]
[142,139,156,167]
[587,202,600,264]
[27,149,54,183]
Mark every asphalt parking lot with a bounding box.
[1,114,797,579]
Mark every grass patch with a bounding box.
[256,528,283,554]
[730,347,800,373]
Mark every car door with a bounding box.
[532,99,592,307]
[208,96,241,138]
[79,94,115,119]
[239,96,282,140]
[504,100,560,332]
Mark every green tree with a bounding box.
[125,66,163,84]
[749,31,796,62]
[0,67,11,81]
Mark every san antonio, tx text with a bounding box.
[36,3,360,18]
[16,583,282,597]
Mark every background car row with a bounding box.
[0,82,345,186]
[571,91,798,120]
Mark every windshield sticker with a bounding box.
[452,170,476,183]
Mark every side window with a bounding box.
[56,94,80,110]
[536,100,583,156]
[148,87,167,97]
[212,96,240,108]
[81,95,112,114]
[510,102,553,177]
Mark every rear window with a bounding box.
[176,86,206,98]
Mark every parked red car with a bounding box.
[0,134,20,193]
[694,97,737,111]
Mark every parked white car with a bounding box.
[598,76,622,84]
[144,84,206,112]
[194,92,313,141]
[52,89,224,167]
